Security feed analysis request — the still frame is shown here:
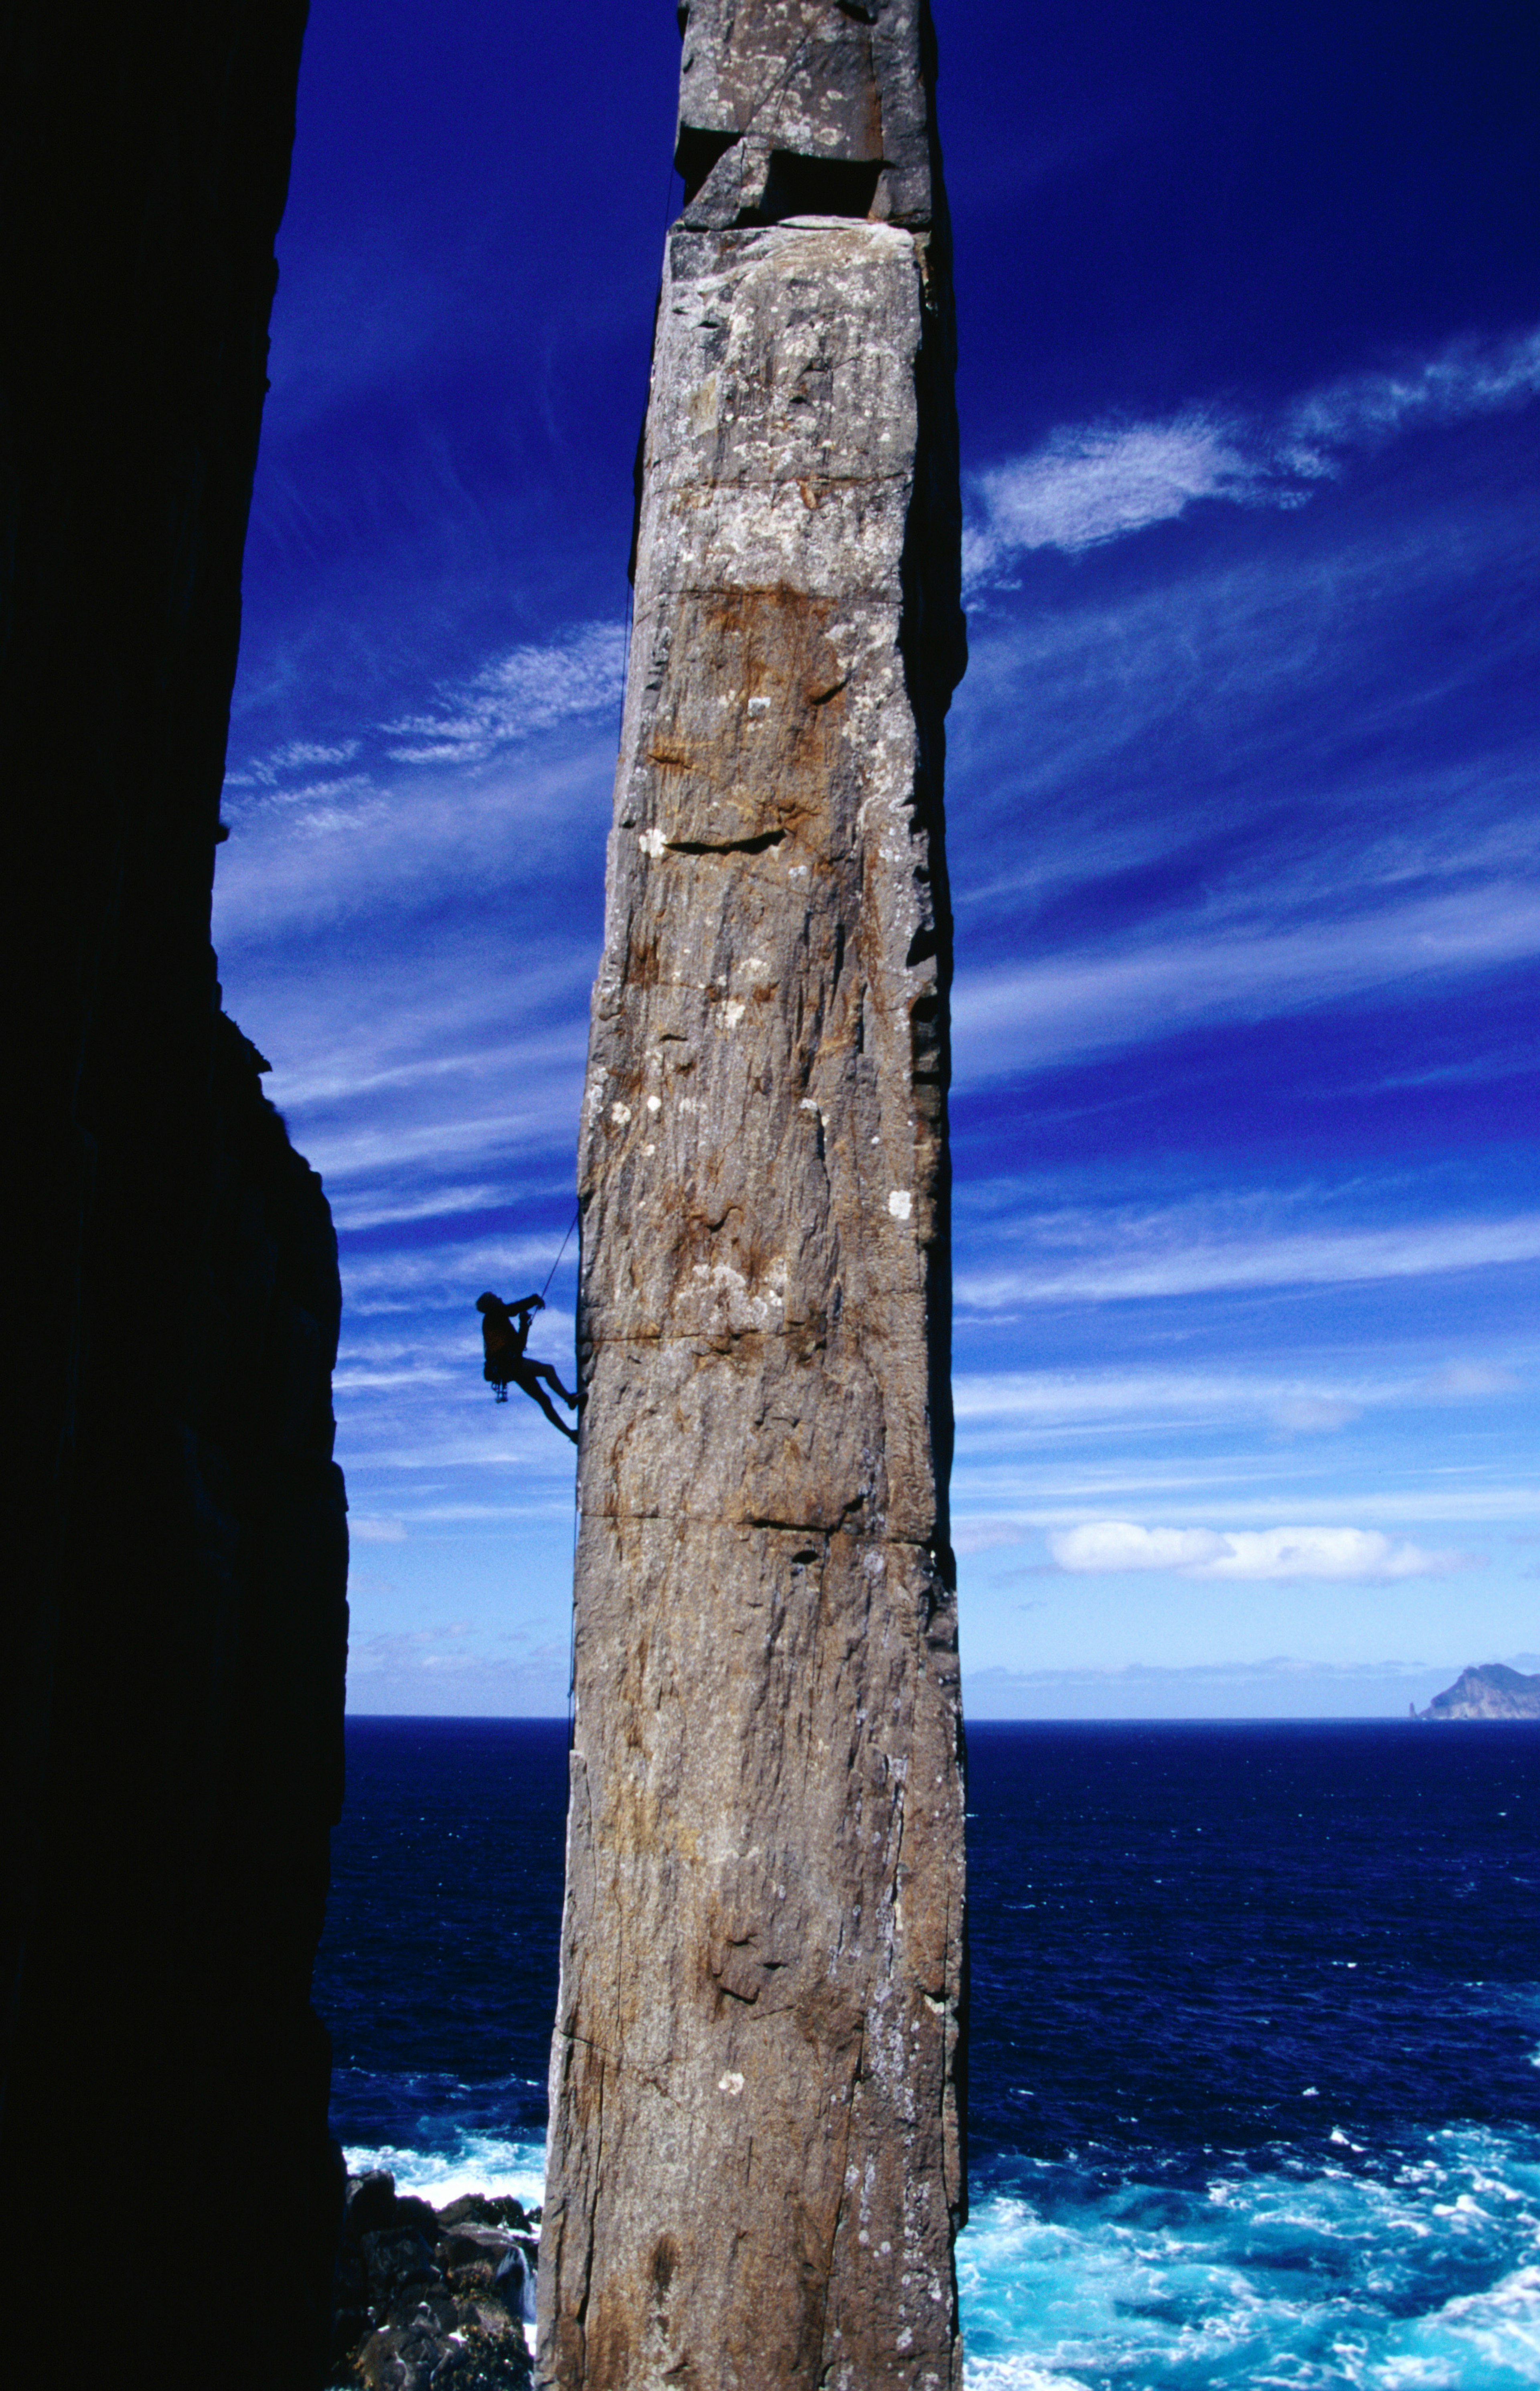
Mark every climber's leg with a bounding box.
[529,1358,578,1409]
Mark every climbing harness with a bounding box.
[478,1208,580,1403]
[476,1207,582,1445]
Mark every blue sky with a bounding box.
[215,0,1539,1716]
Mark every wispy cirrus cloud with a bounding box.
[383,620,626,764]
[219,622,624,874]
[953,1483,1540,1550]
[220,743,383,837]
[1421,1362,1521,1397]
[952,881,1540,1080]
[1048,1520,1474,1580]
[225,736,363,788]
[952,1360,1522,1435]
[956,1209,1540,1309]
[949,498,1540,959]
[967,417,1255,575]
[964,322,1540,586]
[338,1232,578,1314]
[350,1516,409,1543]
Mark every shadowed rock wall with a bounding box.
[539,6,967,2384]
[2,9,349,2385]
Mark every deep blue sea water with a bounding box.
[315,1718,1540,2386]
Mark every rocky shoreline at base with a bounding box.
[325,2172,537,2389]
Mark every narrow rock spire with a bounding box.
[539,5,967,2382]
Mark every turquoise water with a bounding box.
[341,2121,1540,2387]
[319,1719,1540,2385]
[960,2130,1540,2388]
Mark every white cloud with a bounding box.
[216,725,613,941]
[948,517,1540,992]
[955,1210,1540,1307]
[350,1517,408,1543]
[952,883,1540,1082]
[1281,329,1540,464]
[1273,1397,1360,1433]
[213,920,596,1206]
[334,1365,458,1392]
[1052,1522,1228,1571]
[953,1483,1540,1543]
[384,620,626,764]
[265,774,379,816]
[218,625,623,949]
[956,1367,1247,1424]
[965,322,1540,584]
[950,1363,1465,1431]
[225,737,362,789]
[329,1180,514,1232]
[1418,1361,1522,1398]
[965,416,1249,574]
[1048,1520,1475,1580]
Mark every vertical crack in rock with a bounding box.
[539,5,967,2383]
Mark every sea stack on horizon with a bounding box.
[537,2,969,2383]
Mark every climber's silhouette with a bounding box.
[476,1292,579,1443]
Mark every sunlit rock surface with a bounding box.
[1421,1664,1540,1720]
[539,5,967,2384]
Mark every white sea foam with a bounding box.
[958,2128,1540,2387]
[342,2129,546,2212]
[1380,2263,1540,2383]
[960,2364,1086,2391]
[347,2123,1540,2385]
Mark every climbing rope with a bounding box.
[534,1196,583,1748]
[539,1203,580,1303]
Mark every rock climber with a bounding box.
[475,1292,579,1444]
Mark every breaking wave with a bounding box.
[959,2126,1540,2387]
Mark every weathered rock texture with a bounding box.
[539,5,967,2384]
[327,2173,538,2389]
[2,9,348,2387]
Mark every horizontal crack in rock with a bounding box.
[663,828,786,854]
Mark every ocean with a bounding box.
[316,1718,1540,2386]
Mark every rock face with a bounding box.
[538,6,967,2385]
[2,10,348,2386]
[328,2175,538,2390]
[1422,1665,1540,1720]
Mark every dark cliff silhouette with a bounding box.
[2,8,348,2386]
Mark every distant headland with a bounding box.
[1420,1664,1540,1720]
